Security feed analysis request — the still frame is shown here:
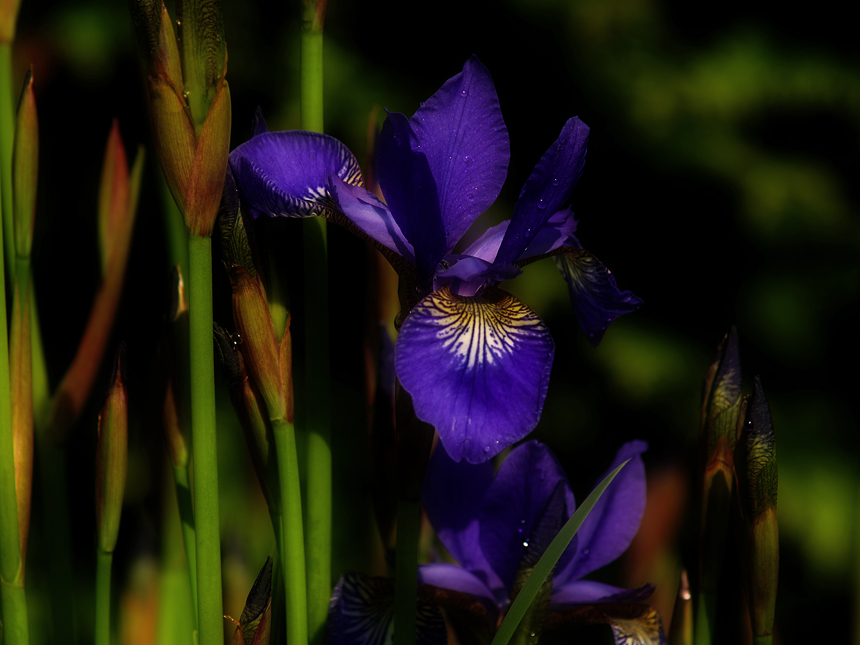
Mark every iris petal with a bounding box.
[328,574,447,645]
[377,111,447,284]
[478,441,575,592]
[418,564,499,618]
[422,444,495,575]
[329,177,415,263]
[550,581,655,606]
[410,56,510,251]
[495,117,589,265]
[555,249,643,347]
[555,441,648,585]
[395,286,554,464]
[228,130,362,218]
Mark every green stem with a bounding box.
[0,577,29,644]
[394,498,420,645]
[187,233,222,645]
[300,14,331,645]
[95,549,113,645]
[173,464,198,631]
[0,43,14,285]
[302,216,332,644]
[0,49,27,639]
[694,592,714,645]
[273,418,308,645]
[300,10,324,134]
[159,471,196,645]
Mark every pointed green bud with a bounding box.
[738,376,778,519]
[98,121,130,275]
[175,0,226,131]
[129,0,184,84]
[214,324,279,517]
[699,329,742,596]
[230,557,273,645]
[230,266,285,421]
[668,570,693,645]
[0,0,21,44]
[736,376,778,642]
[96,350,128,554]
[146,72,196,216]
[701,327,742,454]
[184,75,230,237]
[13,68,38,261]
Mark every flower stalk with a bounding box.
[129,2,231,641]
[301,2,332,643]
[95,351,129,645]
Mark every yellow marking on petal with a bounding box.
[415,286,546,370]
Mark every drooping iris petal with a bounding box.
[409,55,510,251]
[463,209,579,265]
[377,111,447,283]
[417,564,499,617]
[494,117,589,265]
[478,441,575,591]
[229,130,362,218]
[327,574,447,645]
[395,286,554,464]
[555,249,643,347]
[555,441,648,586]
[329,177,416,263]
[551,580,655,606]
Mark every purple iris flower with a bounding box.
[327,440,663,645]
[420,440,653,615]
[228,57,641,464]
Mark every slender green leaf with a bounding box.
[491,459,630,645]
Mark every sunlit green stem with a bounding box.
[95,549,113,645]
[394,498,420,645]
[159,471,196,645]
[0,88,28,643]
[0,578,28,644]
[0,42,14,284]
[273,418,308,645]
[188,233,222,645]
[300,10,332,645]
[173,464,198,631]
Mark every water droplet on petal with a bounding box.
[466,192,475,201]
[463,155,474,167]
[484,446,491,452]
[517,527,523,534]
[537,200,546,210]
[522,541,529,548]
[460,89,468,97]
[582,548,590,555]
[552,178,559,186]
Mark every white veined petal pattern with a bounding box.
[396,286,554,464]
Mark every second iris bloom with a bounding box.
[230,57,641,463]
